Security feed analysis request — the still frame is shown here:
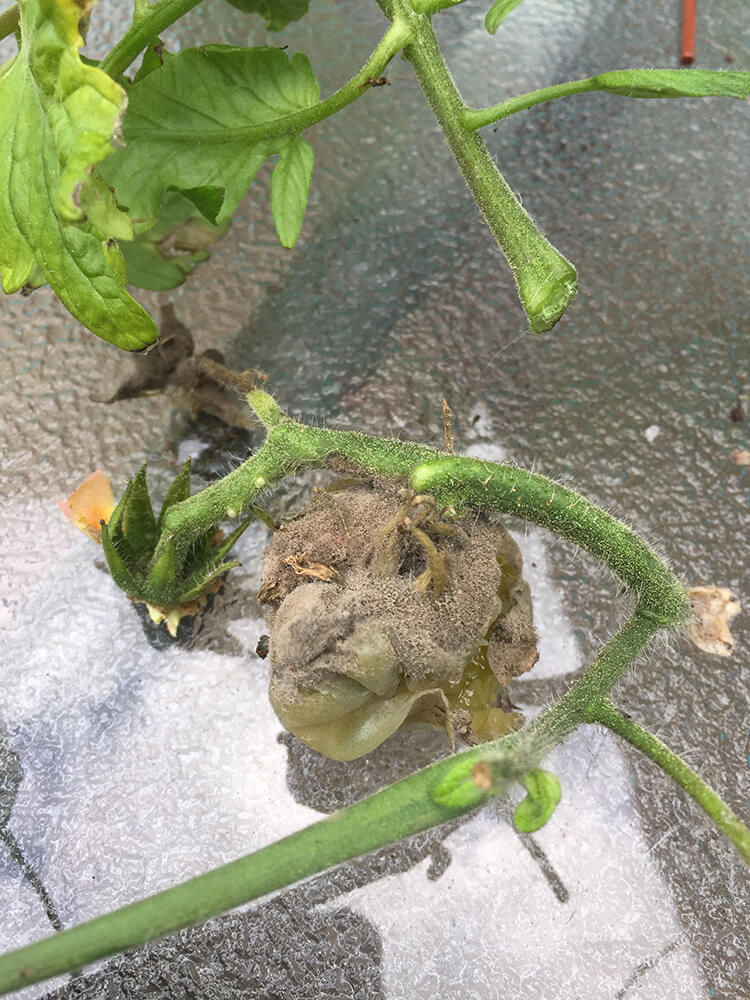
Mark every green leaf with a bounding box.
[223,0,310,32]
[132,39,168,83]
[591,68,750,101]
[485,0,525,34]
[270,136,314,248]
[99,46,319,239]
[0,0,157,349]
[121,191,231,291]
[513,769,561,833]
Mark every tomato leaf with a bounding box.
[0,0,157,349]
[223,0,311,32]
[592,68,750,101]
[100,46,319,245]
[121,191,231,291]
[270,136,314,248]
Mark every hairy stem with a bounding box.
[135,18,413,144]
[463,68,750,130]
[100,0,206,77]
[0,614,666,995]
[161,392,688,629]
[589,699,750,864]
[377,0,577,333]
[409,454,689,623]
[525,612,661,753]
[1,390,733,992]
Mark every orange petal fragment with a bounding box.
[58,470,115,543]
[686,586,741,656]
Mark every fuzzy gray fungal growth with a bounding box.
[258,480,538,760]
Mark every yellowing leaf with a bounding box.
[0,0,157,349]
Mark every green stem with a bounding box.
[0,3,19,42]
[0,732,519,996]
[161,393,688,629]
[133,0,152,25]
[462,68,750,130]
[526,612,661,752]
[378,0,577,333]
[161,393,442,548]
[0,394,706,992]
[463,78,598,129]
[411,0,466,11]
[409,454,689,624]
[100,0,206,78]
[589,700,750,865]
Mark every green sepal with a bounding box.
[144,536,179,603]
[107,477,134,545]
[189,525,225,569]
[157,459,192,529]
[101,522,141,596]
[513,769,561,833]
[177,560,242,604]
[121,465,157,562]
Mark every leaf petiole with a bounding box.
[100,0,206,77]
[462,69,750,130]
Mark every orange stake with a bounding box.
[681,0,696,65]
